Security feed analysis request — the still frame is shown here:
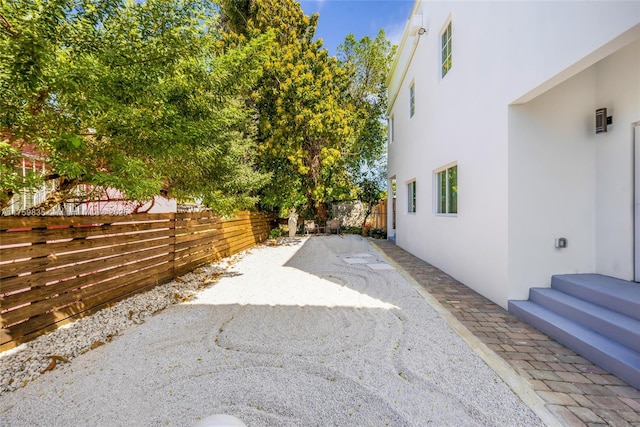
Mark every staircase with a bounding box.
[508,274,640,389]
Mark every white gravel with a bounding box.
[0,235,543,426]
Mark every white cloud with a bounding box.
[385,18,408,47]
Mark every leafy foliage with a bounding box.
[219,0,394,220]
[221,0,351,219]
[1,0,395,217]
[268,226,284,239]
[338,31,395,178]
[0,140,42,208]
[0,0,270,214]
[357,172,386,230]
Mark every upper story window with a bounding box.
[407,180,416,213]
[435,164,457,215]
[409,82,415,117]
[441,21,452,77]
[388,116,394,143]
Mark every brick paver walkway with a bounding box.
[372,240,640,427]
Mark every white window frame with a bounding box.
[407,180,416,213]
[434,163,457,215]
[409,82,415,118]
[441,20,452,78]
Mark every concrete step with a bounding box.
[529,287,640,353]
[551,274,640,321]
[508,300,640,389]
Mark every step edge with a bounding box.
[549,277,640,321]
[529,288,640,335]
[508,302,640,373]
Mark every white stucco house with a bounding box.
[387,0,640,387]
[387,0,640,307]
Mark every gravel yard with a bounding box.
[0,235,543,426]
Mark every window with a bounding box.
[435,164,457,214]
[441,21,452,77]
[388,116,394,142]
[407,180,416,213]
[409,83,415,117]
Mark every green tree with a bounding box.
[338,30,395,179]
[338,31,394,231]
[248,0,354,220]
[0,0,270,214]
[356,171,386,232]
[219,0,395,220]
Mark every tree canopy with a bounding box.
[219,0,394,220]
[1,0,271,214]
[338,31,395,179]
[1,0,395,217]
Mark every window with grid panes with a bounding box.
[435,164,457,214]
[441,21,452,77]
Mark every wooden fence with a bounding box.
[0,211,273,351]
[369,200,387,230]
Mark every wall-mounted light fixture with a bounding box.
[596,108,613,134]
[410,14,426,37]
[555,238,568,249]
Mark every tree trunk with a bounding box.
[19,177,79,215]
[361,202,373,235]
[304,139,326,220]
[316,201,328,222]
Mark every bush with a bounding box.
[269,227,284,239]
[343,226,361,235]
[370,228,387,239]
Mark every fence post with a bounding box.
[170,212,177,279]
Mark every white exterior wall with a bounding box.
[507,69,599,298]
[388,1,640,308]
[508,39,640,300]
[594,41,640,280]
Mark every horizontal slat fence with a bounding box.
[369,200,387,230]
[174,211,272,275]
[0,211,273,351]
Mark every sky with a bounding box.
[299,0,415,55]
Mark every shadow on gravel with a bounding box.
[282,235,405,308]
[0,235,544,427]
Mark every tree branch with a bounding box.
[0,13,18,37]
[112,54,173,68]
